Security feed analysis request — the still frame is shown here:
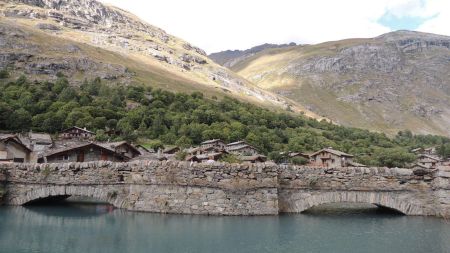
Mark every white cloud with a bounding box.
[100,0,449,53]
[417,0,450,35]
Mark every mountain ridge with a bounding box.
[209,42,298,68]
[0,0,321,118]
[217,30,450,136]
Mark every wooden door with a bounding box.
[101,151,108,161]
[77,150,85,162]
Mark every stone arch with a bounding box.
[291,191,426,215]
[10,185,124,208]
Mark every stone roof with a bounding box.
[163,146,180,154]
[289,152,311,158]
[0,134,32,152]
[410,163,429,169]
[227,140,247,146]
[311,148,354,158]
[0,134,16,140]
[99,141,140,154]
[186,152,225,161]
[347,161,367,167]
[226,145,258,152]
[44,142,124,159]
[201,139,223,145]
[135,145,152,153]
[418,154,441,161]
[61,126,95,134]
[29,133,52,144]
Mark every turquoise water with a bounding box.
[0,203,449,253]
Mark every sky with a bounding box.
[101,0,450,53]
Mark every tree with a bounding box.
[106,119,118,130]
[95,129,109,142]
[58,87,78,102]
[147,140,164,152]
[268,151,287,164]
[0,102,13,129]
[10,108,32,131]
[53,77,69,94]
[0,69,9,79]
[373,148,416,168]
[175,151,187,161]
[290,157,309,165]
[117,118,137,142]
[175,136,193,148]
[437,144,450,159]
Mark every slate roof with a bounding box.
[227,140,248,146]
[44,142,126,160]
[418,154,441,161]
[311,148,354,158]
[201,139,224,145]
[61,126,95,134]
[29,133,52,144]
[226,145,258,152]
[0,134,32,152]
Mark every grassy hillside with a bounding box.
[1,73,449,167]
[0,0,321,119]
[229,32,450,137]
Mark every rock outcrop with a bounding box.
[0,0,310,113]
[228,31,450,136]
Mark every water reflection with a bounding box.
[26,202,114,218]
[302,202,405,217]
[0,203,448,253]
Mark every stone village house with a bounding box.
[99,141,141,160]
[416,154,441,168]
[43,142,129,163]
[225,141,259,156]
[59,126,95,140]
[200,139,226,150]
[309,148,356,167]
[0,134,32,163]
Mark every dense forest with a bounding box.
[1,71,449,167]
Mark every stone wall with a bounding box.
[278,166,449,216]
[0,169,5,204]
[0,162,449,217]
[0,161,279,215]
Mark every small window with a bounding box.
[60,155,70,161]
[13,158,25,163]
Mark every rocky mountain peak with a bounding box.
[0,0,312,117]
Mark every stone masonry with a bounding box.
[0,161,449,217]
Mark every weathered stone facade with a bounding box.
[0,161,279,215]
[0,162,449,217]
[278,166,450,216]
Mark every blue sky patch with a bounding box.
[378,12,438,31]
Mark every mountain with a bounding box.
[219,31,450,136]
[209,42,297,68]
[0,0,319,117]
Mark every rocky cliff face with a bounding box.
[229,31,450,136]
[209,42,297,68]
[0,0,314,114]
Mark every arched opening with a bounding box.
[301,202,405,216]
[24,195,112,206]
[17,186,119,211]
[23,195,71,206]
[23,194,115,218]
[282,191,421,216]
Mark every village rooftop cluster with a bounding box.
[0,126,448,169]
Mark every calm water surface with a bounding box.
[0,202,449,253]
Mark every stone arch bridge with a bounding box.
[0,161,449,217]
